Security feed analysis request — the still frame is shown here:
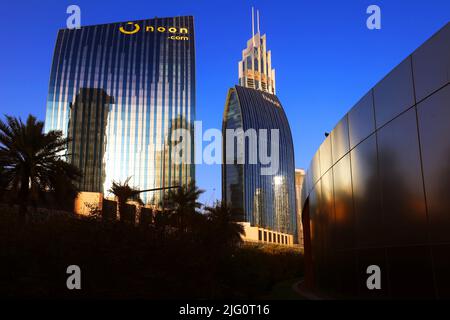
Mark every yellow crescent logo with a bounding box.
[119,22,140,35]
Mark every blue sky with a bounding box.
[1,0,449,204]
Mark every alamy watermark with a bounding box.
[366,265,381,290]
[66,5,81,29]
[66,265,81,290]
[366,5,381,30]
[164,121,280,176]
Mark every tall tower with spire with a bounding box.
[238,7,276,94]
[222,7,297,244]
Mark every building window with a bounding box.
[277,234,280,243]
[264,231,267,242]
[258,230,262,241]
[269,232,272,242]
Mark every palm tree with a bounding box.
[204,202,245,248]
[162,182,204,233]
[0,115,81,221]
[0,165,8,203]
[108,177,143,222]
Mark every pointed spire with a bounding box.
[239,6,276,94]
[257,10,260,34]
[251,7,255,38]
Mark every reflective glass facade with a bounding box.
[222,86,296,235]
[45,17,195,204]
[301,23,450,298]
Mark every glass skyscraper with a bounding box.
[222,86,296,235]
[45,16,195,204]
[222,9,296,238]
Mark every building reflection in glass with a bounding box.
[67,88,114,192]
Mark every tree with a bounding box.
[0,166,7,200]
[204,202,245,249]
[108,177,143,222]
[162,182,204,233]
[0,115,81,221]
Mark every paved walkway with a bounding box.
[292,279,329,300]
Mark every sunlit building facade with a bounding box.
[301,23,450,298]
[222,9,296,242]
[238,8,276,94]
[295,169,305,248]
[222,86,296,237]
[45,16,195,204]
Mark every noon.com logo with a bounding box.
[119,22,190,40]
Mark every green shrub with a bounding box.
[0,205,303,299]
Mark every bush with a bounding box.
[0,205,303,299]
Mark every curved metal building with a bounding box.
[222,85,296,235]
[301,23,450,298]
